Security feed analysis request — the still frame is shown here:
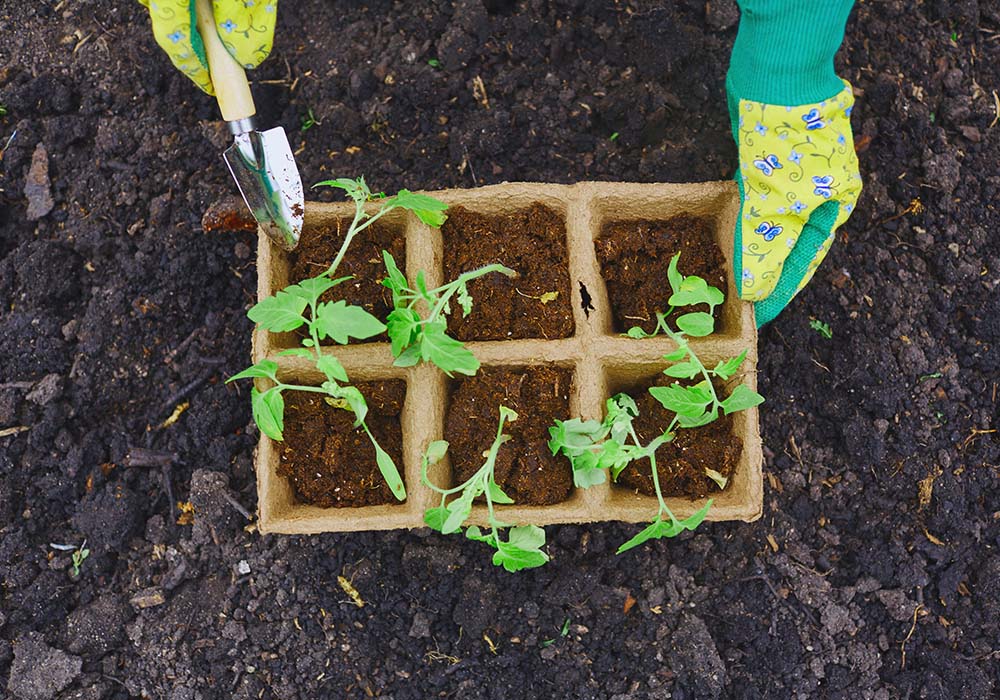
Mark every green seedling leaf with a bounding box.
[667,253,683,294]
[442,491,475,534]
[248,290,307,332]
[493,526,549,572]
[662,361,700,379]
[573,457,607,487]
[227,359,279,383]
[457,281,474,317]
[373,441,406,500]
[616,501,711,554]
[277,348,314,359]
[251,387,284,441]
[337,385,368,424]
[393,344,422,367]
[713,350,748,380]
[381,251,408,305]
[488,481,515,505]
[676,407,719,428]
[664,344,689,362]
[626,326,652,339]
[314,300,387,344]
[391,189,448,227]
[669,275,724,310]
[809,318,833,339]
[424,506,449,532]
[465,525,496,545]
[424,440,449,465]
[313,177,372,202]
[419,321,480,376]
[648,383,712,418]
[286,275,343,301]
[386,308,422,357]
[675,312,715,337]
[316,354,349,383]
[720,384,764,414]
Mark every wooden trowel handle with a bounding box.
[194,0,256,122]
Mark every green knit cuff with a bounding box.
[727,0,854,106]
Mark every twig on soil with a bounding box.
[220,490,253,521]
[899,603,924,670]
[163,328,202,365]
[157,375,211,425]
[124,447,178,469]
[0,426,30,438]
[0,380,34,390]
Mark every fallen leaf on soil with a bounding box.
[130,587,166,609]
[538,291,559,304]
[923,527,944,546]
[160,401,190,429]
[176,501,195,525]
[918,465,942,510]
[24,142,54,220]
[623,592,636,615]
[482,632,498,654]
[766,534,779,552]
[338,575,364,608]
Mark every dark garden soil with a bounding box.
[2,2,999,699]
[445,366,574,505]
[278,381,406,508]
[289,218,405,343]
[597,215,728,334]
[615,376,741,499]
[442,204,575,340]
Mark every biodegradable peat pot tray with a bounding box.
[251,181,762,534]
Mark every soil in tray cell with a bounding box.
[278,380,406,508]
[596,215,727,335]
[442,204,575,340]
[289,219,405,343]
[445,366,573,505]
[615,375,741,500]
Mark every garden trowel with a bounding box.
[194,0,303,250]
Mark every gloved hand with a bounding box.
[727,0,862,327]
[138,0,277,95]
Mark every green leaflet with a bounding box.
[313,300,386,344]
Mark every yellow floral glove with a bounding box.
[734,81,862,323]
[138,0,277,95]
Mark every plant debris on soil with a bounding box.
[597,215,728,334]
[1,1,999,698]
[288,218,405,343]
[615,375,741,499]
[443,204,575,340]
[278,381,405,507]
[446,366,573,505]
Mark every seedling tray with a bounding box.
[251,182,761,534]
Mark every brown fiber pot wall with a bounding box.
[250,181,761,534]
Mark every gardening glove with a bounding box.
[138,0,277,95]
[727,0,862,327]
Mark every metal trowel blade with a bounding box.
[223,126,304,250]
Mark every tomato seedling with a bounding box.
[421,407,549,572]
[549,253,763,553]
[381,252,516,376]
[229,177,450,501]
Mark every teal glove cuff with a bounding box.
[727,0,854,106]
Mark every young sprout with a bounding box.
[809,318,833,339]
[70,541,90,577]
[381,252,516,376]
[421,407,549,572]
[549,253,763,553]
[228,177,450,501]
